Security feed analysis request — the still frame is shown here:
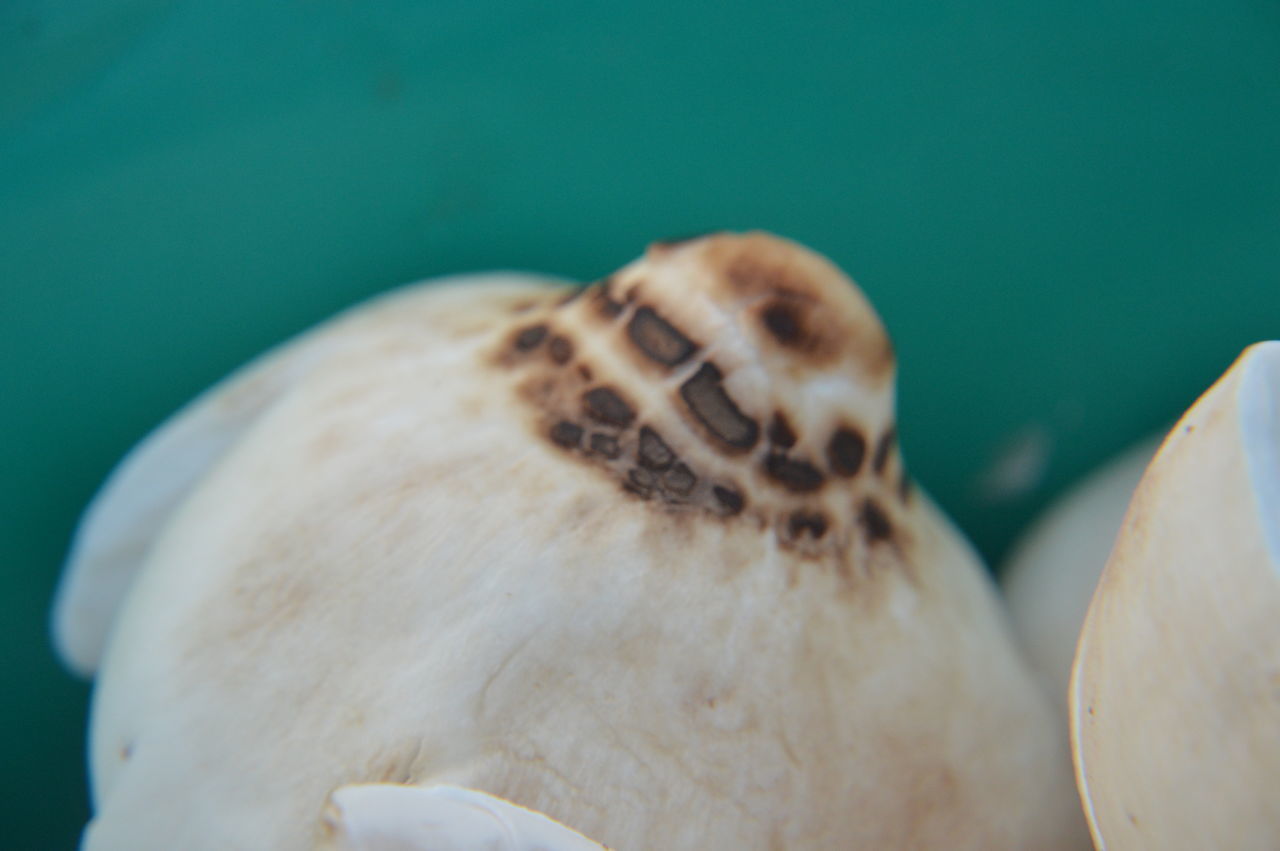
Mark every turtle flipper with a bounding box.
[318,784,610,851]
[51,274,567,677]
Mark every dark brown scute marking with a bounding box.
[679,363,760,450]
[761,301,804,346]
[578,364,594,381]
[664,462,696,495]
[873,427,896,475]
[514,324,548,351]
[768,412,797,449]
[625,467,655,497]
[827,427,866,477]
[548,335,574,364]
[550,421,583,449]
[713,485,745,515]
[582,387,636,428]
[593,281,625,318]
[860,498,893,542]
[629,467,656,488]
[788,511,829,539]
[627,306,698,367]
[637,426,675,471]
[589,433,621,459]
[764,453,825,493]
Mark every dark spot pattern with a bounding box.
[502,235,913,574]
[768,412,797,449]
[663,463,696,495]
[764,453,825,493]
[595,285,625,318]
[514,324,548,351]
[873,427,896,476]
[712,485,745,515]
[548,336,574,364]
[625,468,656,497]
[788,511,829,539]
[629,468,656,488]
[589,433,621,459]
[550,421,583,448]
[679,363,760,450]
[627,306,699,367]
[582,387,636,428]
[827,427,866,477]
[860,499,893,543]
[637,426,676,471]
[761,302,803,346]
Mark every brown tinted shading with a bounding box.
[593,283,625,318]
[788,511,829,539]
[827,427,866,477]
[582,387,636,428]
[548,335,574,365]
[723,248,800,296]
[873,427,896,475]
[589,433,621,459]
[764,453,825,493]
[627,306,698,367]
[663,463,696,495]
[514,324,548,351]
[625,468,656,497]
[712,485,745,515]
[549,421,583,449]
[860,498,893,542]
[637,426,676,471]
[768,412,797,449]
[761,301,804,346]
[678,363,760,450]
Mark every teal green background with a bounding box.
[3,1,1278,846]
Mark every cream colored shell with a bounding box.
[1071,341,1280,850]
[56,233,1085,849]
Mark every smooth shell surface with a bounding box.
[58,234,1084,849]
[1071,341,1280,850]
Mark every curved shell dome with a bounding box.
[56,233,1085,850]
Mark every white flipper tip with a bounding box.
[318,784,610,851]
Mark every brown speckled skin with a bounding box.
[70,234,1086,850]
[500,234,915,564]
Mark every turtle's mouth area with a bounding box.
[1240,342,1280,568]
